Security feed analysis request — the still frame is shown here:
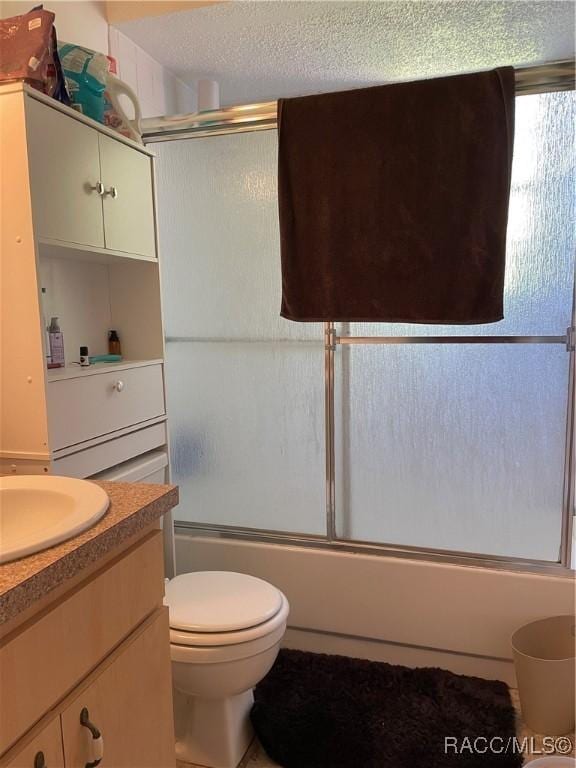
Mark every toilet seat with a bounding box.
[165,571,287,647]
[170,594,289,647]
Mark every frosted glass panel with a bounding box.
[156,129,324,532]
[335,344,568,561]
[347,90,575,338]
[166,341,324,533]
[155,131,321,341]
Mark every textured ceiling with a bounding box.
[118,0,575,107]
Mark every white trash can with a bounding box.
[512,615,575,736]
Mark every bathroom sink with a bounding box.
[0,476,109,564]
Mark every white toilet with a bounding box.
[165,571,289,768]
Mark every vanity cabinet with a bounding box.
[61,611,174,768]
[0,530,175,768]
[26,96,156,259]
[3,718,64,768]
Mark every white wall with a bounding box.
[109,27,195,118]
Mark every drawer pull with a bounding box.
[113,380,125,392]
[80,708,104,768]
[34,751,46,768]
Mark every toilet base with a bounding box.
[174,687,254,768]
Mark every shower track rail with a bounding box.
[334,334,570,345]
[143,59,575,141]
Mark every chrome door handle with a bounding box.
[104,185,118,199]
[80,708,104,768]
[89,181,104,196]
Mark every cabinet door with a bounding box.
[2,716,64,768]
[60,609,175,768]
[99,134,156,258]
[25,97,104,248]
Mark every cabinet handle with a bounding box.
[104,185,118,199]
[80,708,104,768]
[89,181,104,196]
[34,751,46,768]
[113,379,125,392]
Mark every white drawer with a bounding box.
[91,449,168,483]
[48,363,165,450]
[52,422,167,477]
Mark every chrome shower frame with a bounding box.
[146,59,576,575]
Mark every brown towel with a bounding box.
[278,68,515,324]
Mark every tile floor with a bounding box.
[178,690,575,767]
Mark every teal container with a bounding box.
[59,44,107,123]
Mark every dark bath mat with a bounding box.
[251,649,522,768]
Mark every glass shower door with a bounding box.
[155,131,325,534]
[334,90,575,562]
[153,88,574,565]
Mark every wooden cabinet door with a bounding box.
[60,609,175,768]
[25,97,105,248]
[99,134,156,259]
[1,716,64,768]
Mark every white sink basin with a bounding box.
[0,476,109,564]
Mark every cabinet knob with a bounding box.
[34,751,46,768]
[113,380,125,392]
[80,708,104,768]
[89,181,104,196]
[104,185,119,199]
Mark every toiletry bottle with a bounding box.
[47,317,65,368]
[80,346,90,366]
[41,288,52,366]
[108,330,121,355]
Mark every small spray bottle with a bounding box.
[47,317,65,369]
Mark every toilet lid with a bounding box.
[165,571,284,633]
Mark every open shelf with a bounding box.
[38,238,158,265]
[38,244,164,366]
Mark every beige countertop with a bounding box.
[0,481,178,626]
